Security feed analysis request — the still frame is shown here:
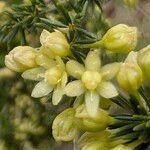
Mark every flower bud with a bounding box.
[52,108,78,141]
[75,105,113,132]
[101,24,137,53]
[111,145,132,150]
[117,63,143,92]
[40,29,70,57]
[78,131,111,150]
[137,45,150,80]
[5,46,37,72]
[123,0,137,7]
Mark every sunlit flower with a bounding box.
[101,24,137,53]
[137,45,150,80]
[52,108,78,141]
[75,105,114,132]
[117,51,143,93]
[111,144,133,150]
[65,50,120,117]
[5,46,37,72]
[123,0,137,7]
[78,131,111,150]
[39,29,71,58]
[22,54,67,105]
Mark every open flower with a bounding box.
[22,54,67,105]
[65,50,120,117]
[39,29,71,58]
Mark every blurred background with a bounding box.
[0,0,150,149]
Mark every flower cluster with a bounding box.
[5,23,150,150]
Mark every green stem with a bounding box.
[80,39,104,48]
[128,139,143,149]
[132,91,149,114]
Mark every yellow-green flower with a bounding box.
[65,50,120,117]
[117,51,143,93]
[52,108,78,141]
[81,24,137,53]
[22,55,67,105]
[101,24,137,53]
[39,29,71,58]
[137,45,150,80]
[123,0,137,7]
[111,144,133,150]
[78,131,111,150]
[5,46,37,72]
[75,105,114,132]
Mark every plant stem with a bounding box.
[80,39,104,48]
[132,91,149,114]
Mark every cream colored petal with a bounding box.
[125,51,137,64]
[36,53,56,69]
[55,56,65,70]
[5,54,25,72]
[65,80,85,97]
[40,29,51,45]
[13,47,37,68]
[85,50,101,71]
[97,81,118,98]
[22,67,45,81]
[52,85,64,105]
[85,91,100,117]
[100,62,122,80]
[66,60,85,79]
[31,80,53,98]
[61,72,68,88]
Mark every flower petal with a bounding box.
[40,29,51,46]
[5,54,26,72]
[66,60,85,79]
[85,91,100,117]
[125,51,137,64]
[36,53,56,69]
[52,108,77,142]
[22,67,45,81]
[85,50,101,71]
[97,81,118,98]
[65,80,85,97]
[55,56,65,70]
[100,62,121,80]
[31,80,53,98]
[52,85,64,105]
[61,72,68,88]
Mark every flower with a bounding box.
[5,46,37,72]
[101,24,137,53]
[117,51,143,93]
[22,54,67,105]
[78,131,111,150]
[111,145,133,150]
[39,29,71,58]
[137,45,150,80]
[65,50,120,117]
[123,0,137,7]
[52,108,78,141]
[75,105,114,132]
